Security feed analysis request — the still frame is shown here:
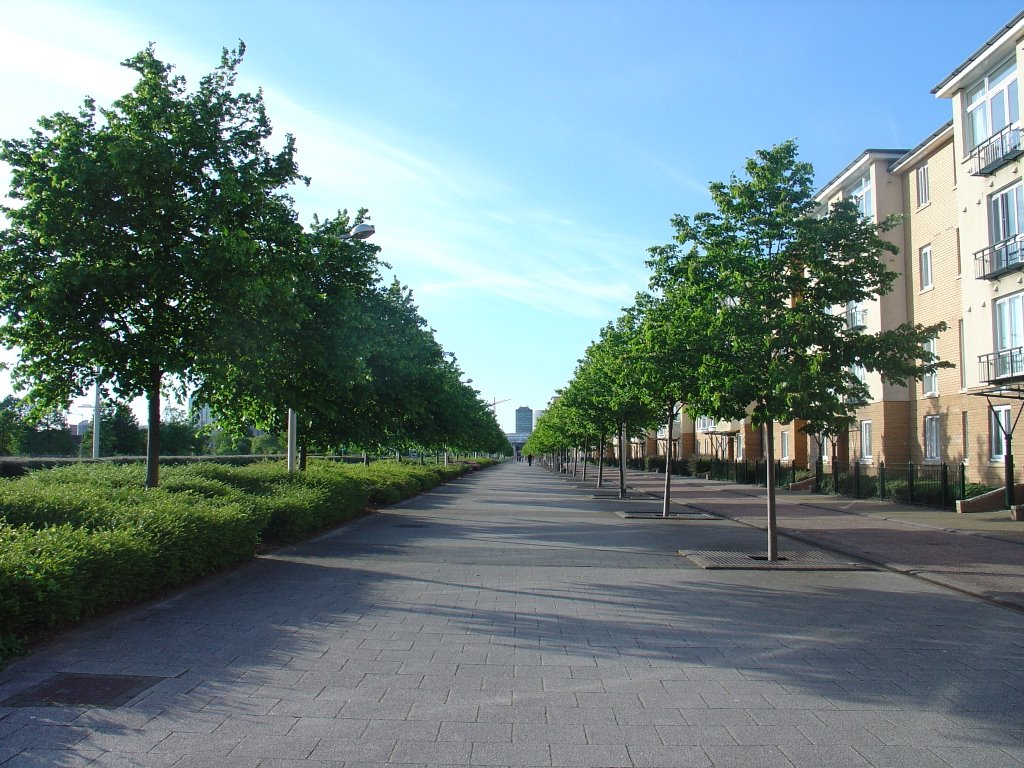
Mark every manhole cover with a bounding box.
[1,673,164,708]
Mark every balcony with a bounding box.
[969,124,1024,176]
[845,306,867,330]
[979,346,1024,383]
[974,233,1024,279]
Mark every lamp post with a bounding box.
[287,221,376,473]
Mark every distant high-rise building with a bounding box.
[533,409,546,428]
[515,406,534,434]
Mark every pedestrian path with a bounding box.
[618,467,1024,611]
[1,462,1023,768]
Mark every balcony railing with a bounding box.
[845,306,867,330]
[974,233,1024,279]
[969,124,1024,176]
[979,346,1024,383]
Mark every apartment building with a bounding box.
[933,11,1024,486]
[645,11,1024,489]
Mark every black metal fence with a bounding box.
[816,461,969,510]
[632,455,974,511]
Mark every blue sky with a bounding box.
[1,0,1022,433]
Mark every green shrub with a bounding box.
[0,455,486,664]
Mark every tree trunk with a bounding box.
[617,422,627,500]
[572,447,578,477]
[597,431,605,488]
[145,366,161,489]
[299,444,308,471]
[662,403,674,518]
[582,438,589,482]
[765,420,779,560]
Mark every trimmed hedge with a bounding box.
[0,458,487,664]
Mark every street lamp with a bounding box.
[287,220,376,473]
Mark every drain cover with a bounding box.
[1,673,164,708]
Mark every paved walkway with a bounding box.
[1,462,1023,767]
[617,467,1024,611]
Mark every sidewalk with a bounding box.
[1,462,1024,768]
[619,467,1024,611]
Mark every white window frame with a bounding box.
[860,420,873,462]
[820,433,832,464]
[847,172,874,222]
[922,338,938,396]
[735,432,744,460]
[990,181,1024,248]
[916,163,930,207]
[919,244,933,291]
[924,415,941,461]
[780,430,789,460]
[966,56,1019,150]
[991,405,1011,460]
[994,293,1024,380]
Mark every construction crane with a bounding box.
[486,397,511,410]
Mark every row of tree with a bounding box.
[0,43,508,486]
[525,142,947,559]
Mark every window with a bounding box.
[924,416,940,461]
[990,182,1024,247]
[916,163,930,207]
[995,294,1024,378]
[966,57,1019,150]
[696,415,715,432]
[820,433,832,464]
[956,228,962,276]
[991,405,1011,460]
[847,172,873,221]
[922,338,938,395]
[958,319,966,389]
[736,432,744,460]
[780,430,789,460]
[860,420,873,461]
[919,245,933,290]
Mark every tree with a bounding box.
[0,396,23,456]
[574,317,658,499]
[629,290,709,516]
[79,400,146,457]
[0,43,305,487]
[160,407,206,456]
[651,141,947,559]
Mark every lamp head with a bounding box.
[348,222,375,240]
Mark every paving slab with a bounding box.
[1,462,1024,767]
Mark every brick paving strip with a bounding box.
[619,468,1024,611]
[1,461,1023,767]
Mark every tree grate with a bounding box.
[680,549,874,570]
[616,511,718,519]
[1,673,164,708]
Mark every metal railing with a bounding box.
[979,346,1024,383]
[845,306,867,330]
[969,124,1024,176]
[816,461,967,510]
[974,233,1024,279]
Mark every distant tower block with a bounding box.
[515,406,534,434]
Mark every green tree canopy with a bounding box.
[0,42,305,486]
[648,140,947,558]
